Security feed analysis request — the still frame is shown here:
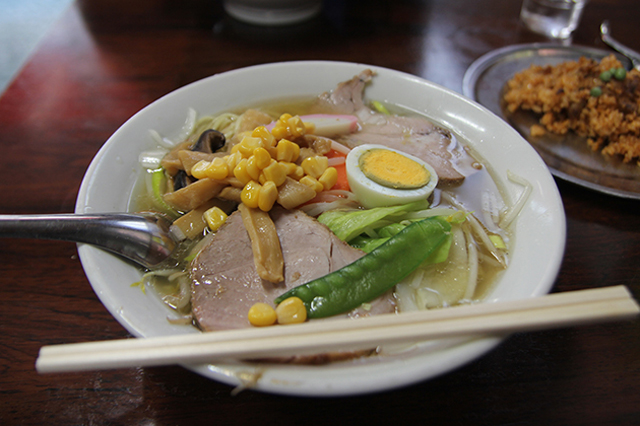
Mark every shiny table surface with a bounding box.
[1,0,639,424]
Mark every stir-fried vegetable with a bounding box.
[274,216,452,319]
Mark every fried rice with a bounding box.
[503,55,640,164]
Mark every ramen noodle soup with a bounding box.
[133,70,529,356]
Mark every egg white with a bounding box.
[345,144,438,209]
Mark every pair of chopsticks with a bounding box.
[36,285,638,374]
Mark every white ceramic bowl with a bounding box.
[76,61,566,396]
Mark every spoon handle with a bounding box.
[600,20,640,70]
[0,213,175,269]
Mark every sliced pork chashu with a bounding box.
[191,207,396,331]
[314,69,478,183]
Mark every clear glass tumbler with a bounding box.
[520,0,588,39]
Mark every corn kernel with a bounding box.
[301,156,329,179]
[230,143,242,154]
[251,125,269,138]
[233,158,252,185]
[225,152,241,171]
[238,136,263,158]
[246,155,261,181]
[270,114,293,140]
[276,139,300,163]
[290,165,305,181]
[258,181,278,211]
[241,180,261,208]
[276,297,307,325]
[262,161,287,187]
[251,126,276,148]
[270,125,288,140]
[300,175,324,193]
[287,116,306,138]
[248,302,277,327]
[203,206,228,231]
[266,145,278,159]
[279,161,298,176]
[205,157,229,180]
[252,147,272,169]
[235,130,252,141]
[190,159,210,179]
[318,166,338,191]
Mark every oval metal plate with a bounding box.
[463,43,639,199]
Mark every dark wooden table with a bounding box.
[1,0,638,424]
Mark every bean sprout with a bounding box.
[138,149,167,169]
[172,107,198,146]
[330,140,351,155]
[300,190,360,217]
[462,225,479,300]
[163,275,191,309]
[327,156,346,166]
[441,191,506,268]
[400,207,458,220]
[499,170,533,229]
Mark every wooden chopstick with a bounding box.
[36,285,639,374]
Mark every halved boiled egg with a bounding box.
[346,144,438,208]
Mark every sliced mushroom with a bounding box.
[193,129,226,153]
[172,169,192,192]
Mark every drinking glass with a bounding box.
[520,0,588,39]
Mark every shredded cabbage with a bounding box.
[317,200,463,258]
[317,200,431,242]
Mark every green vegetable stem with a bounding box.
[151,169,180,219]
[371,100,391,115]
[274,216,452,319]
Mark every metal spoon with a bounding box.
[0,213,179,269]
[600,20,640,70]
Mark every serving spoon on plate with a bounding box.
[0,213,179,269]
[600,20,640,70]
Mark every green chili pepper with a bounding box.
[274,216,452,318]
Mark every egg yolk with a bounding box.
[359,149,430,189]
